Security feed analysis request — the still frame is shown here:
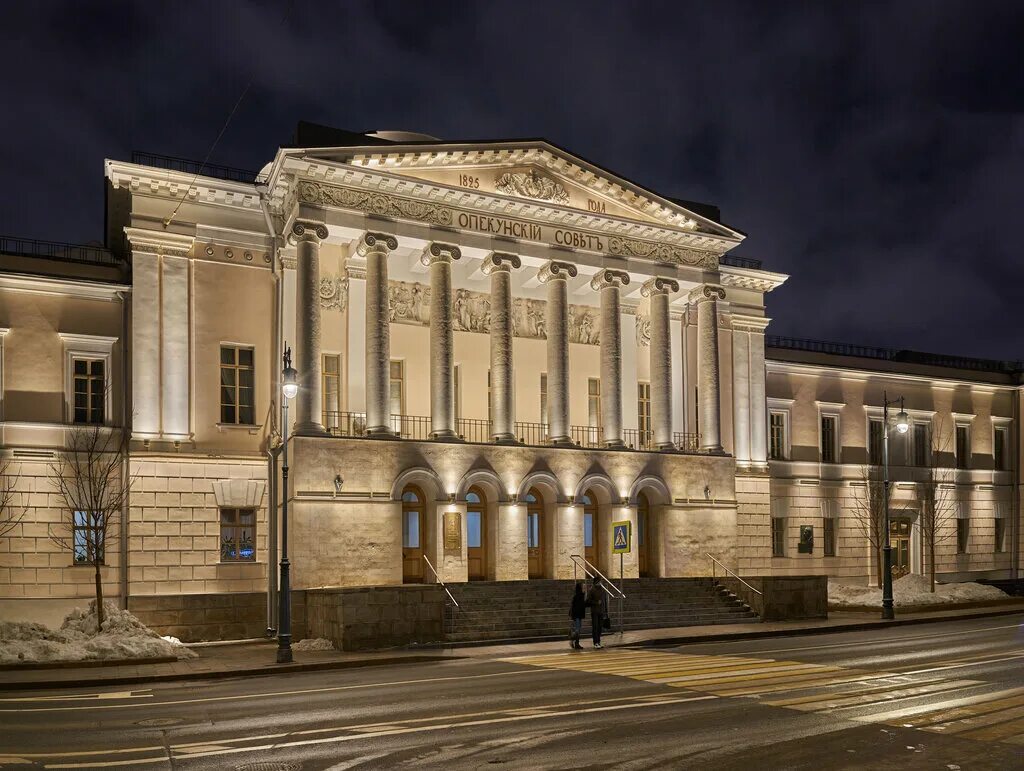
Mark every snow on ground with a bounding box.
[291,637,335,651]
[0,600,197,665]
[829,574,1008,608]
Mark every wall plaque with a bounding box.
[798,525,814,554]
[443,511,462,551]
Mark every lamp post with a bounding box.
[881,391,910,620]
[277,345,298,664]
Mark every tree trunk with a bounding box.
[94,560,105,632]
[929,538,936,593]
[875,544,884,587]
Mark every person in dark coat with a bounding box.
[586,576,608,648]
[569,582,586,649]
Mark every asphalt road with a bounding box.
[2,614,1024,769]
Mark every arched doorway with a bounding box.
[401,486,425,583]
[637,491,651,577]
[581,491,600,568]
[466,486,487,580]
[525,488,545,579]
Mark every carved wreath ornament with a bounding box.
[319,274,347,311]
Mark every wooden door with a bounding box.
[526,488,544,579]
[467,487,487,580]
[402,487,424,583]
[638,492,650,577]
[890,519,911,579]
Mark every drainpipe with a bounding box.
[1014,384,1021,580]
[260,190,282,635]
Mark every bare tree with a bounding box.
[0,458,26,538]
[917,419,958,593]
[48,425,133,631]
[848,466,890,587]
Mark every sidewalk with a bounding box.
[3,602,1022,691]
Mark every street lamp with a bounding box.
[277,345,297,663]
[881,391,910,620]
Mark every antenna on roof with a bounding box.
[162,0,296,230]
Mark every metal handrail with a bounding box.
[422,554,460,608]
[706,553,762,596]
[569,554,625,599]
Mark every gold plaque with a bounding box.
[443,511,462,551]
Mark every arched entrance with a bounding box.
[581,491,600,568]
[466,485,488,580]
[637,491,651,577]
[401,485,425,583]
[525,487,545,579]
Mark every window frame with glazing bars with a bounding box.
[72,357,106,425]
[771,517,786,557]
[956,515,970,554]
[72,510,105,565]
[637,382,652,447]
[220,345,255,425]
[768,411,788,460]
[820,414,838,464]
[912,422,930,467]
[994,425,1009,471]
[220,507,257,562]
[955,424,971,470]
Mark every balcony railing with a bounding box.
[323,411,702,453]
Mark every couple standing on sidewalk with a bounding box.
[569,578,609,649]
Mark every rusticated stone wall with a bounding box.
[129,591,306,643]
[720,575,827,621]
[305,585,445,650]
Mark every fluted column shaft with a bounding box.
[592,269,630,448]
[422,243,461,439]
[359,232,399,436]
[642,277,680,450]
[290,220,329,435]
[483,253,521,443]
[538,261,577,446]
[692,284,726,452]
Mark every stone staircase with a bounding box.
[442,577,759,644]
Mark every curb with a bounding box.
[0,654,457,692]
[0,655,177,672]
[627,606,1024,648]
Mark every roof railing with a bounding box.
[130,151,265,184]
[719,254,763,270]
[0,235,122,266]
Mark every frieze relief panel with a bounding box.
[319,273,348,311]
[386,279,600,345]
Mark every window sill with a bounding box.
[215,423,262,434]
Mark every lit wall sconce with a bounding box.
[567,495,575,506]
[333,475,344,497]
[449,492,457,504]
[704,485,712,501]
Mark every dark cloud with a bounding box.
[0,0,1020,360]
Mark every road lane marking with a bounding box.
[0,666,558,713]
[0,690,154,703]
[36,693,718,767]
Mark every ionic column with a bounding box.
[421,243,461,440]
[691,284,726,452]
[482,252,521,444]
[538,261,577,446]
[289,220,329,436]
[358,232,399,436]
[592,269,631,448]
[641,277,680,450]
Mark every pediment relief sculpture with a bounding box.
[495,168,570,205]
[384,279,600,345]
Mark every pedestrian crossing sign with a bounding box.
[612,521,631,554]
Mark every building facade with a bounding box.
[0,125,1019,627]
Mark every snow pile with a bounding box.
[829,574,1008,608]
[0,601,197,665]
[292,637,335,651]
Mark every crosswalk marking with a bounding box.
[506,649,1024,746]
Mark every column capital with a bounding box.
[288,219,328,245]
[537,260,578,284]
[689,283,726,303]
[590,268,631,291]
[420,242,462,267]
[640,276,680,297]
[481,252,522,275]
[356,231,398,258]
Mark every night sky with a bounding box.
[1,2,1021,361]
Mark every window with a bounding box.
[820,415,838,463]
[72,358,105,424]
[540,373,548,428]
[220,346,255,425]
[994,426,1008,471]
[820,499,839,557]
[913,423,929,467]
[402,488,422,548]
[588,378,601,429]
[868,419,884,465]
[527,511,540,548]
[769,412,787,460]
[771,517,786,557]
[487,369,492,422]
[323,353,340,432]
[220,508,256,561]
[73,510,104,564]
[995,518,1007,553]
[637,382,651,447]
[389,360,405,417]
[466,489,483,549]
[955,424,970,469]
[956,517,970,554]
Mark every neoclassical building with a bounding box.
[0,123,1019,627]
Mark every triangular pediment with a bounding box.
[302,140,741,241]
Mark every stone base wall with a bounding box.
[128,591,306,643]
[721,575,828,621]
[305,585,445,650]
